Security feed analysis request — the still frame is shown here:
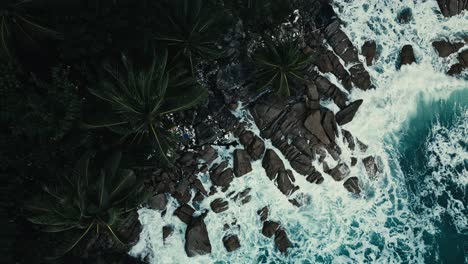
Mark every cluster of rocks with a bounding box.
[436,0,468,17]
[257,207,292,253]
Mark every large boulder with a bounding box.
[210,198,229,213]
[361,40,377,66]
[343,177,361,194]
[148,194,167,211]
[223,235,241,252]
[363,156,381,178]
[262,221,280,238]
[274,229,292,254]
[436,0,468,17]
[185,214,212,257]
[210,162,234,190]
[327,163,351,181]
[233,149,252,177]
[432,40,464,57]
[304,110,331,145]
[335,100,363,125]
[400,45,416,66]
[174,204,195,224]
[262,149,284,180]
[246,136,266,160]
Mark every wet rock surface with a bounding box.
[185,214,212,257]
[343,177,361,194]
[223,235,241,252]
[233,149,252,177]
[433,40,464,57]
[437,0,468,17]
[400,45,416,66]
[362,40,377,66]
[336,100,363,125]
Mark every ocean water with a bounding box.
[130,1,468,263]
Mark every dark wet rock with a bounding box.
[223,235,241,252]
[258,207,269,222]
[315,49,353,90]
[246,136,266,160]
[327,163,351,181]
[148,194,167,211]
[351,157,358,166]
[400,45,416,66]
[306,81,320,100]
[178,152,197,167]
[397,7,413,24]
[185,214,212,257]
[163,225,173,242]
[210,164,234,190]
[349,63,372,90]
[357,140,369,152]
[262,149,285,180]
[363,156,380,178]
[233,149,252,177]
[324,20,360,64]
[343,177,361,194]
[436,0,468,17]
[233,188,252,205]
[306,171,324,184]
[195,122,219,146]
[458,49,468,67]
[432,40,464,57]
[277,170,298,196]
[448,63,464,75]
[250,97,287,134]
[304,110,331,145]
[199,146,218,165]
[211,198,229,213]
[335,100,363,125]
[192,191,205,203]
[192,179,208,196]
[173,179,192,204]
[274,229,292,254]
[361,40,377,66]
[174,204,195,224]
[322,110,338,143]
[117,211,142,244]
[314,75,337,98]
[239,130,254,146]
[342,129,356,151]
[262,221,280,238]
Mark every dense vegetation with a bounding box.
[1,0,315,262]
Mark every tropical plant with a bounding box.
[84,50,207,165]
[154,0,226,74]
[253,38,312,97]
[0,0,60,60]
[27,152,148,259]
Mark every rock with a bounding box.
[239,130,254,146]
[351,157,358,166]
[210,198,229,213]
[211,166,234,190]
[192,179,208,196]
[257,207,269,222]
[322,110,338,143]
[199,146,218,165]
[277,170,298,196]
[306,171,324,184]
[306,81,320,100]
[233,188,252,205]
[357,140,368,152]
[397,7,413,24]
[173,179,192,204]
[148,194,167,211]
[262,221,280,238]
[361,40,377,66]
[432,40,464,57]
[349,63,372,90]
[246,136,266,160]
[185,214,212,257]
[192,191,205,203]
[304,110,331,145]
[400,45,416,66]
[343,177,361,194]
[178,152,197,167]
[315,50,353,90]
[363,156,380,178]
[335,100,363,125]
[274,229,292,253]
[327,163,351,181]
[262,149,284,180]
[233,149,252,177]
[342,129,355,150]
[436,0,468,17]
[163,225,173,242]
[195,122,218,146]
[223,235,241,252]
[174,204,195,224]
[448,63,464,75]
[458,49,468,66]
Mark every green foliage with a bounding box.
[253,38,311,97]
[0,0,60,60]
[154,0,226,74]
[85,50,207,165]
[223,0,293,33]
[27,152,148,259]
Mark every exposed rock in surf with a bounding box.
[448,63,464,75]
[327,163,351,181]
[363,156,381,178]
[198,145,218,165]
[304,110,331,145]
[232,188,252,205]
[233,149,252,177]
[361,40,377,66]
[174,204,195,224]
[274,228,292,253]
[432,40,464,57]
[262,221,280,238]
[458,49,468,67]
[148,193,167,211]
[163,225,173,242]
[257,206,269,222]
[246,135,266,160]
[400,45,416,66]
[342,129,356,151]
[262,149,299,196]
[223,235,241,252]
[349,63,372,90]
[436,0,468,17]
[306,171,324,184]
[322,110,338,143]
[343,177,361,194]
[173,179,192,204]
[185,214,212,257]
[351,157,358,166]
[335,100,363,125]
[314,49,353,90]
[313,75,349,108]
[210,198,229,213]
[210,162,234,190]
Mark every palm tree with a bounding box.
[253,38,312,97]
[84,50,207,165]
[153,0,225,75]
[27,152,148,259]
[0,0,60,60]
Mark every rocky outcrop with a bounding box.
[448,49,468,75]
[262,149,299,196]
[148,193,167,211]
[400,45,416,66]
[343,177,361,194]
[335,100,363,125]
[223,235,241,252]
[314,49,353,90]
[361,40,377,66]
[210,198,229,213]
[363,156,381,178]
[233,149,252,177]
[433,40,464,57]
[326,163,350,181]
[185,214,212,257]
[437,0,468,17]
[210,162,234,190]
[174,204,195,224]
[163,225,173,242]
[304,110,331,145]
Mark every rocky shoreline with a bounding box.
[133,0,467,259]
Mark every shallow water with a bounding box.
[130,1,468,263]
